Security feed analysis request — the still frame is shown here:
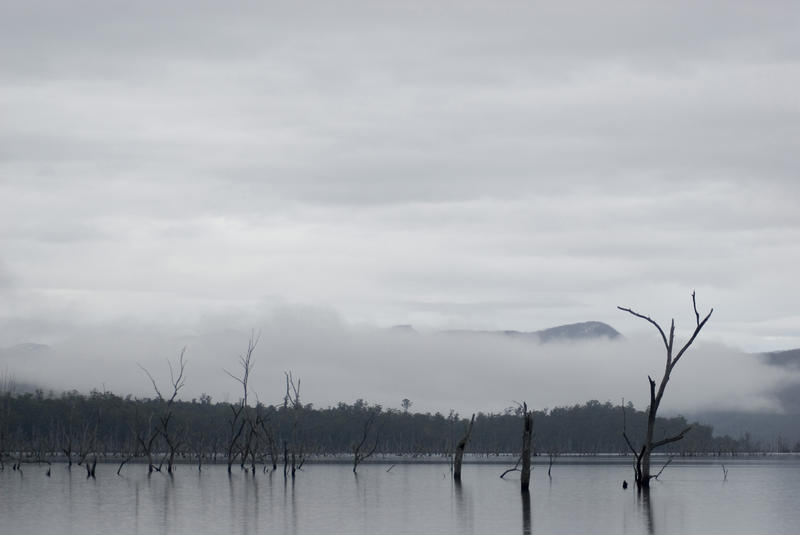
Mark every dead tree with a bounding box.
[226,403,246,474]
[223,334,258,474]
[86,455,97,479]
[258,408,279,471]
[189,429,206,473]
[139,348,188,474]
[547,450,558,479]
[453,414,475,481]
[132,410,160,473]
[75,419,96,468]
[57,398,80,468]
[352,410,381,474]
[116,433,140,476]
[283,371,304,479]
[521,404,533,493]
[618,291,712,488]
[499,402,533,494]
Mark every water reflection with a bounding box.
[3,461,799,535]
[637,488,654,535]
[521,490,532,535]
[291,476,298,535]
[453,480,474,535]
[162,473,174,535]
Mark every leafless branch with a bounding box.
[672,309,713,368]
[223,332,259,406]
[137,364,163,401]
[165,348,187,405]
[621,400,640,457]
[500,455,522,479]
[285,371,301,408]
[617,306,669,350]
[138,347,187,405]
[653,457,673,480]
[652,426,692,449]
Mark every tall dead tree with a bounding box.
[499,403,533,494]
[57,398,79,468]
[352,410,381,474]
[618,291,712,488]
[132,410,159,473]
[256,402,279,471]
[225,403,246,474]
[223,333,258,474]
[283,371,304,479]
[139,348,187,474]
[453,414,475,481]
[521,404,533,493]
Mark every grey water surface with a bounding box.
[1,458,798,535]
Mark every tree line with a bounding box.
[0,388,765,471]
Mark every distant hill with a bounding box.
[679,348,800,447]
[535,321,622,342]
[686,410,800,449]
[442,321,622,343]
[752,348,800,414]
[760,348,800,369]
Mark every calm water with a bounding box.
[1,458,798,534]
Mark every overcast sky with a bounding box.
[1,2,799,409]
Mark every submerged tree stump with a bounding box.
[453,414,475,482]
[521,407,532,493]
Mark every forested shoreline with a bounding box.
[1,388,783,472]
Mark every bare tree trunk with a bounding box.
[139,349,187,475]
[453,414,475,481]
[224,334,258,475]
[619,292,711,488]
[86,455,97,479]
[283,371,303,479]
[521,405,532,493]
[283,440,289,479]
[352,410,381,474]
[117,455,132,476]
[269,438,278,471]
[547,451,557,479]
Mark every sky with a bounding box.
[1,1,799,412]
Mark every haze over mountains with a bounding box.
[441,321,622,343]
[2,316,798,447]
[0,320,623,365]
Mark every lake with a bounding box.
[1,457,798,534]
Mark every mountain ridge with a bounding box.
[439,320,622,343]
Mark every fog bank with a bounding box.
[2,305,793,416]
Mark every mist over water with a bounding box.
[2,305,794,416]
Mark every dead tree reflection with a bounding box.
[521,490,532,535]
[637,488,655,535]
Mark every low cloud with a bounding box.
[2,305,792,416]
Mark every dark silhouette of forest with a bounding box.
[0,388,772,470]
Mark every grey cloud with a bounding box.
[0,0,798,361]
